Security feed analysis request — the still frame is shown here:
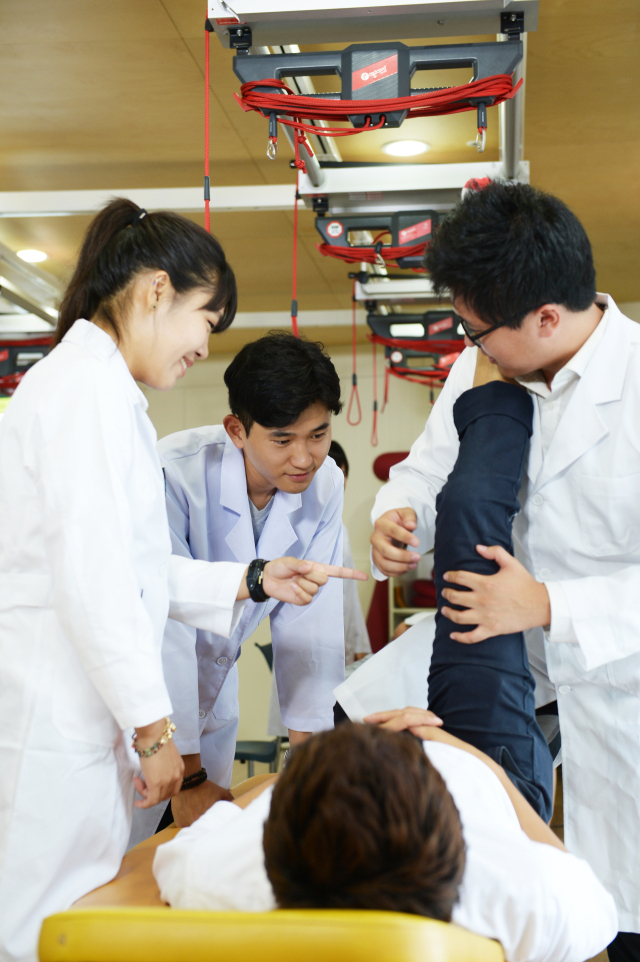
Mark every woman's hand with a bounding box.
[133,720,184,808]
[364,707,443,739]
[259,557,368,606]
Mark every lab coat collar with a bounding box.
[218,431,300,562]
[530,294,632,492]
[62,319,149,411]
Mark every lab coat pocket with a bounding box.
[51,642,119,748]
[578,473,640,559]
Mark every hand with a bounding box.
[134,737,184,809]
[441,544,551,644]
[171,779,234,827]
[371,508,421,577]
[364,707,443,739]
[262,557,368,606]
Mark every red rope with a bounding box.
[291,173,299,337]
[346,280,362,425]
[381,361,390,413]
[204,25,210,233]
[371,341,379,446]
[234,74,522,172]
[317,241,427,266]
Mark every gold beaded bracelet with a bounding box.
[132,717,176,758]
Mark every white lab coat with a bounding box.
[0,321,247,962]
[371,295,640,931]
[156,426,345,760]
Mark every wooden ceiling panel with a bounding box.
[0,1,638,321]
[1,0,178,44]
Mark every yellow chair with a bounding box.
[39,907,503,962]
[39,777,503,962]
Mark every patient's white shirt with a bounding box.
[153,741,617,962]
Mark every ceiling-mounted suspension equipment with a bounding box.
[315,209,439,270]
[231,39,523,170]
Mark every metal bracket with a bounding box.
[229,25,252,53]
[500,11,525,39]
[233,40,523,128]
[316,209,438,269]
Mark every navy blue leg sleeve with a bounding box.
[427,381,554,822]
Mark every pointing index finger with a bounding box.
[309,563,369,582]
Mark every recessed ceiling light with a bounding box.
[382,140,430,157]
[17,249,48,263]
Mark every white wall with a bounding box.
[141,341,437,740]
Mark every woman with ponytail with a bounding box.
[0,200,358,961]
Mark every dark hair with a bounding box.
[425,182,596,329]
[55,198,237,344]
[328,440,349,476]
[263,725,465,920]
[224,331,342,433]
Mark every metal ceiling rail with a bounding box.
[208,0,538,46]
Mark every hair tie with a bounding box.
[132,208,147,225]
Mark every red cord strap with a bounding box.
[204,24,211,233]
[317,240,427,266]
[346,280,362,426]
[234,75,522,173]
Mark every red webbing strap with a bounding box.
[346,280,362,426]
[234,75,522,172]
[291,173,299,337]
[381,361,390,414]
[204,23,210,232]
[371,340,379,446]
[317,241,427,266]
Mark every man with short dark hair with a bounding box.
[153,720,617,962]
[130,332,362,841]
[371,181,640,959]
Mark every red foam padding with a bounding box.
[373,452,410,481]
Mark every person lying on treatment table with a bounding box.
[153,720,616,962]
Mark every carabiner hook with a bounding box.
[267,111,278,160]
[476,127,486,153]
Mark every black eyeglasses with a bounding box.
[459,317,504,344]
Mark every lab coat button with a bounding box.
[198,709,206,718]
[531,494,543,506]
[539,567,551,579]
[216,656,228,666]
[558,685,571,695]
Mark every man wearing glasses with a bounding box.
[371,181,640,962]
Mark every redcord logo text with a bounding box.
[428,316,454,336]
[399,218,432,245]
[352,54,398,92]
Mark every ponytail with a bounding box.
[55,198,237,345]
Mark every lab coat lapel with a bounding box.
[217,436,255,563]
[259,490,301,559]
[533,300,628,493]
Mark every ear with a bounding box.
[223,414,246,449]
[147,270,171,310]
[535,304,562,339]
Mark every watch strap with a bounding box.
[246,558,269,603]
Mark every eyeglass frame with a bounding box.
[458,316,505,344]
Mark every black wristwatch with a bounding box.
[246,558,269,603]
